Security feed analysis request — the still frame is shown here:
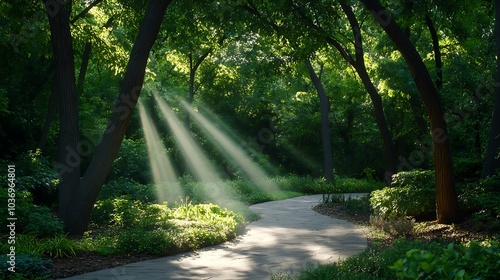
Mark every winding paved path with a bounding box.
[63,194,367,279]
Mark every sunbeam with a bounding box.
[138,99,183,202]
[153,92,234,205]
[180,100,279,193]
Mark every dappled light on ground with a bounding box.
[138,100,183,202]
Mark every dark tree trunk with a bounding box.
[77,42,92,95]
[185,50,211,127]
[425,14,443,90]
[44,0,81,230]
[482,0,500,178]
[306,60,334,184]
[360,0,459,224]
[48,0,171,236]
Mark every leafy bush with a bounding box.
[24,206,64,238]
[453,157,483,181]
[391,240,500,279]
[370,170,435,219]
[91,198,171,229]
[115,229,174,255]
[98,178,157,203]
[109,138,151,183]
[0,254,52,280]
[458,174,500,230]
[370,215,415,237]
[11,150,59,207]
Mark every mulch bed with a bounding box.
[49,253,158,279]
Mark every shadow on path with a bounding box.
[62,194,367,280]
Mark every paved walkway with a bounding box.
[63,194,367,280]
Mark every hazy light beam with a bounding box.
[138,100,183,202]
[181,100,278,193]
[153,92,233,204]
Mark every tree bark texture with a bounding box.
[306,60,335,184]
[360,0,459,224]
[44,0,81,229]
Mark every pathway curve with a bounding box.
[63,194,367,280]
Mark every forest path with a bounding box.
[63,194,367,280]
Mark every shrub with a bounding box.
[98,178,156,203]
[115,229,174,255]
[370,215,415,237]
[109,138,151,183]
[12,150,59,207]
[91,198,172,229]
[391,240,500,279]
[0,254,52,280]
[458,174,500,230]
[24,206,64,238]
[370,170,435,219]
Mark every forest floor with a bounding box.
[313,203,496,250]
[50,201,495,279]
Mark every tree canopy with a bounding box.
[1,0,498,234]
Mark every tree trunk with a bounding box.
[77,42,92,96]
[50,0,171,236]
[337,0,397,178]
[425,14,443,90]
[360,0,459,224]
[44,0,81,229]
[482,0,500,178]
[185,50,211,127]
[306,60,335,184]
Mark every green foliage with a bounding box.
[114,229,174,255]
[453,157,483,181]
[0,234,82,259]
[89,196,245,255]
[370,170,435,219]
[274,239,443,280]
[458,175,500,230]
[91,198,171,229]
[4,150,59,207]
[98,178,157,203]
[370,215,415,237]
[391,241,500,280]
[24,206,64,238]
[109,138,151,183]
[0,254,52,280]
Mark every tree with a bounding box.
[359,0,459,223]
[45,0,171,236]
[306,59,335,183]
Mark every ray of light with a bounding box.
[153,92,235,205]
[138,99,183,202]
[180,100,279,193]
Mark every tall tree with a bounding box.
[306,59,335,183]
[360,0,459,223]
[45,0,171,236]
[483,0,500,178]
